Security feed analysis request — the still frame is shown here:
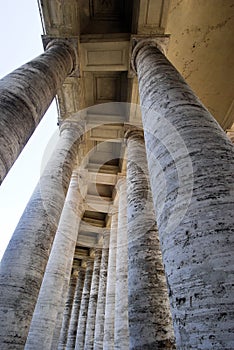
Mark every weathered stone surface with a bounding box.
[0,39,76,184]
[0,122,84,349]
[84,249,102,350]
[94,231,109,350]
[25,170,86,349]
[66,268,85,350]
[75,260,94,350]
[133,42,234,349]
[57,272,78,349]
[114,178,129,350]
[51,261,74,350]
[126,130,175,349]
[103,207,118,350]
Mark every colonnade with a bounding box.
[0,39,233,350]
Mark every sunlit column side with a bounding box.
[25,169,87,349]
[53,263,79,350]
[0,119,84,349]
[66,267,86,350]
[93,230,110,350]
[114,177,129,350]
[75,259,94,350]
[84,248,102,350]
[132,40,234,349]
[126,128,175,349]
[103,204,119,350]
[0,39,77,184]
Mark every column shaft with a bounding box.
[103,208,118,350]
[84,249,102,350]
[0,122,84,349]
[133,42,234,349]
[66,268,85,349]
[94,232,109,350]
[0,39,76,183]
[126,130,175,349]
[57,268,79,349]
[25,170,86,349]
[114,178,129,350]
[51,261,74,350]
[75,260,94,350]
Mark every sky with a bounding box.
[0,1,59,260]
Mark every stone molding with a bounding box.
[115,174,126,192]
[130,35,170,75]
[42,35,80,77]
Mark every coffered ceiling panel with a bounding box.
[137,0,170,34]
[89,0,124,21]
[79,0,132,33]
[95,74,121,102]
[80,41,129,71]
[39,0,79,35]
[84,72,128,106]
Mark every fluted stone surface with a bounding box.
[133,42,234,349]
[0,122,84,349]
[126,130,175,349]
[58,269,80,350]
[66,268,85,350]
[114,178,129,350]
[103,207,118,350]
[75,260,94,350]
[84,249,102,350]
[0,39,76,184]
[94,231,109,350]
[25,170,86,349]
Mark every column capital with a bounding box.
[108,204,119,216]
[116,174,126,192]
[124,124,144,144]
[130,35,170,75]
[59,116,86,139]
[226,129,234,143]
[81,258,94,269]
[43,36,79,77]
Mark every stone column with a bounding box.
[0,39,77,184]
[66,267,86,350]
[51,262,76,350]
[0,120,84,349]
[57,263,81,349]
[75,259,94,350]
[84,249,102,350]
[114,177,129,350]
[103,206,119,350]
[132,41,234,349]
[25,169,87,349]
[227,129,234,144]
[126,128,175,349]
[94,231,110,350]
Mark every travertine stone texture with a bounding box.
[66,268,85,350]
[51,261,74,350]
[94,231,110,350]
[103,207,118,350]
[114,178,129,350]
[0,39,76,184]
[126,130,175,350]
[58,268,80,349]
[0,122,84,349]
[133,42,234,349]
[25,170,86,349]
[84,249,102,350]
[75,260,94,350]
[227,130,234,144]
